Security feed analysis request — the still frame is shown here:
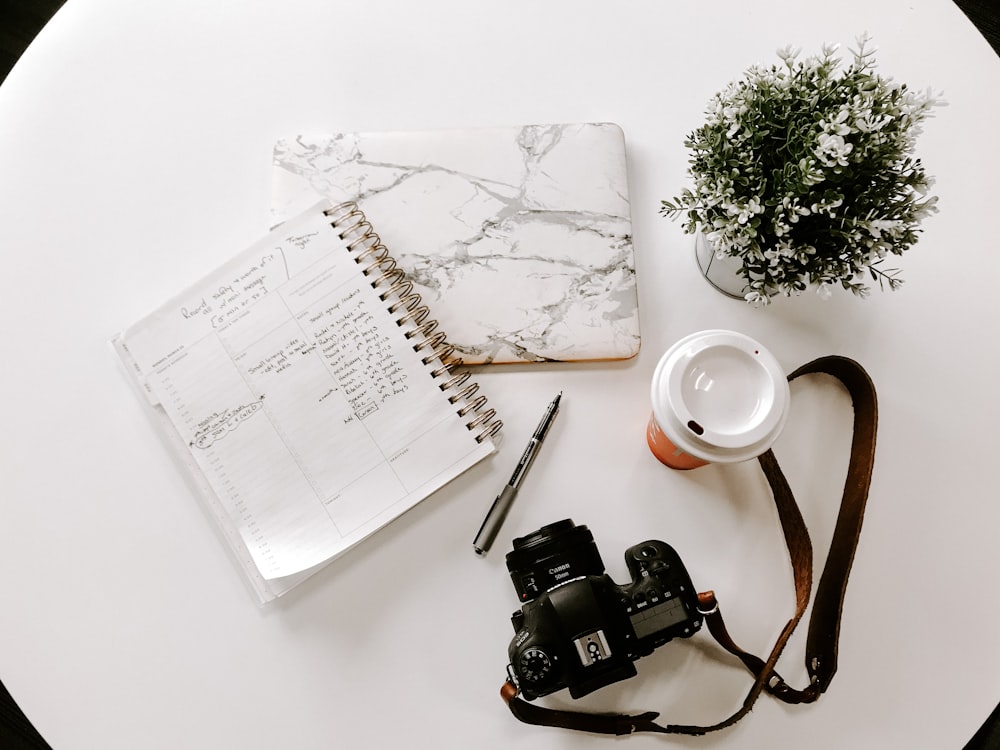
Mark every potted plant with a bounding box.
[661,35,943,304]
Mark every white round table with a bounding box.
[2,1,998,747]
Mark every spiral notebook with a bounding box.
[271,123,640,364]
[113,200,502,603]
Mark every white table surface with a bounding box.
[2,1,998,747]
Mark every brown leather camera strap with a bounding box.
[501,355,878,736]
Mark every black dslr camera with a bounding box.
[505,519,703,700]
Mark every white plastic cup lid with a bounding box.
[650,330,790,463]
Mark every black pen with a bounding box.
[473,392,562,556]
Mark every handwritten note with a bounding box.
[118,202,495,589]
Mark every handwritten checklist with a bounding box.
[115,202,497,601]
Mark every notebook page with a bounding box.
[120,202,494,580]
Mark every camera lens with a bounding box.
[511,519,578,552]
[506,519,606,602]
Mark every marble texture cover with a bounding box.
[270,123,639,364]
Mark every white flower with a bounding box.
[727,197,763,225]
[854,111,891,133]
[776,45,802,66]
[798,158,826,186]
[815,132,854,167]
[820,108,852,136]
[913,174,936,196]
[866,219,902,239]
[913,195,940,219]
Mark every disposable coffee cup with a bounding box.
[647,330,790,469]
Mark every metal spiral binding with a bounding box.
[458,395,487,417]
[440,371,472,392]
[380,278,413,302]
[405,318,438,340]
[388,291,422,315]
[323,201,502,443]
[414,331,448,353]
[451,382,479,405]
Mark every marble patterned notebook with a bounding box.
[270,123,640,364]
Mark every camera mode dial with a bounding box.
[518,647,554,684]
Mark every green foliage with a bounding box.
[661,35,943,304]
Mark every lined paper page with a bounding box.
[119,202,494,582]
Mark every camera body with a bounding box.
[506,519,702,700]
